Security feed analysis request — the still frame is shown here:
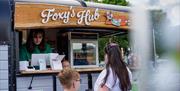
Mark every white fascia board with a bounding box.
[14,0,81,6]
[15,0,130,12]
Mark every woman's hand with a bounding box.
[98,85,109,91]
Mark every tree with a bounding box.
[84,0,129,6]
[98,35,129,61]
[102,0,129,6]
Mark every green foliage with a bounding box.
[84,0,129,6]
[98,37,109,61]
[98,35,129,61]
[102,0,129,6]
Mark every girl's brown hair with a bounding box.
[26,29,45,53]
[101,43,131,91]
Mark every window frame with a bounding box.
[70,39,99,68]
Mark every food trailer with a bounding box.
[0,0,130,91]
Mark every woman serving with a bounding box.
[19,29,52,61]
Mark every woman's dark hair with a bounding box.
[101,43,131,91]
[26,29,46,53]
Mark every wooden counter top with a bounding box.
[19,66,139,75]
[20,67,104,75]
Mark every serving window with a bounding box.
[17,29,101,70]
[71,40,99,68]
[70,32,99,68]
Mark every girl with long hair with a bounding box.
[19,29,52,61]
[94,43,132,91]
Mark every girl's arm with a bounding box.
[99,85,109,91]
